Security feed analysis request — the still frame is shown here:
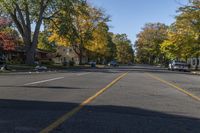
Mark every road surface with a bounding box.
[0,65,200,133]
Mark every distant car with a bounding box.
[35,65,47,71]
[89,61,96,67]
[0,55,7,70]
[108,61,118,67]
[89,61,96,65]
[128,62,134,66]
[168,61,189,71]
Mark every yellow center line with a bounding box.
[146,73,200,102]
[40,72,128,133]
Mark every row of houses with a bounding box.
[0,29,88,65]
[0,43,88,65]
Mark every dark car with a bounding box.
[0,54,6,65]
[89,61,96,68]
[0,55,5,65]
[108,61,119,67]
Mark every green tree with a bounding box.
[107,32,117,62]
[38,32,56,52]
[135,23,168,64]
[113,34,134,64]
[176,0,200,69]
[161,0,200,69]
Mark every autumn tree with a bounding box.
[135,23,168,64]
[0,0,79,65]
[0,17,19,52]
[38,32,56,52]
[86,22,114,63]
[48,1,109,64]
[160,23,194,61]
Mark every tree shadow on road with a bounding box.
[0,85,90,90]
[0,99,199,133]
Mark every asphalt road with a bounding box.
[0,65,200,133]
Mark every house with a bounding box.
[0,43,53,64]
[52,46,88,65]
[0,35,24,63]
[187,57,200,70]
[35,49,53,62]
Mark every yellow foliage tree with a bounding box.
[48,1,109,64]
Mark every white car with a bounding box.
[168,61,189,71]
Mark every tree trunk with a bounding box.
[78,41,84,65]
[22,36,37,65]
[8,1,46,65]
[25,48,35,65]
[79,50,83,65]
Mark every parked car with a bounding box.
[35,65,47,71]
[89,61,96,67]
[0,55,7,70]
[108,61,119,67]
[168,61,189,71]
[0,54,6,65]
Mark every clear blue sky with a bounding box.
[89,0,188,44]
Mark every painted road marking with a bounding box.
[146,73,200,102]
[76,72,90,76]
[24,77,64,86]
[40,72,128,133]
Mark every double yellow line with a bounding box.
[40,72,128,133]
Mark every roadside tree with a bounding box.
[161,0,200,69]
[113,34,134,64]
[0,0,79,65]
[135,23,168,64]
[48,1,109,64]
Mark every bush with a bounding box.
[7,59,23,65]
[62,61,68,66]
[69,60,75,66]
[40,60,54,65]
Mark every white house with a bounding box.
[52,46,88,65]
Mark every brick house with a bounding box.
[0,42,52,64]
